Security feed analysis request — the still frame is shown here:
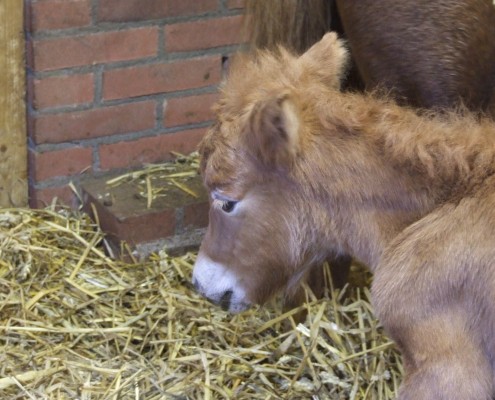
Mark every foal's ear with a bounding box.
[300,31,349,89]
[246,95,300,169]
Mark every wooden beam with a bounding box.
[0,0,27,207]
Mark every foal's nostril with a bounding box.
[192,277,205,294]
[219,290,233,311]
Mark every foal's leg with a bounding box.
[374,262,493,399]
[374,263,493,400]
[371,198,495,399]
[327,254,352,289]
[392,311,492,400]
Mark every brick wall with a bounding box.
[25,0,245,207]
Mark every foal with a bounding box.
[245,0,495,308]
[193,33,495,399]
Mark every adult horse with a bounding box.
[245,0,495,112]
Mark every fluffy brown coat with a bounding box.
[244,0,495,310]
[193,33,495,399]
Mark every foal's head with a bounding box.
[192,33,349,312]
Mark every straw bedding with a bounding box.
[0,157,402,399]
[0,205,401,399]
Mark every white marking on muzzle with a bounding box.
[192,252,250,313]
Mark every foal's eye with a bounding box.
[211,191,239,214]
[221,201,237,213]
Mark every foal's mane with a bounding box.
[320,92,495,186]
[217,44,495,192]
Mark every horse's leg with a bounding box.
[374,274,492,399]
[372,201,495,399]
[390,311,492,400]
[327,253,352,290]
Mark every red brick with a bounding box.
[30,147,93,182]
[97,0,218,22]
[33,28,159,71]
[30,0,91,32]
[165,16,244,52]
[87,198,177,247]
[33,101,156,144]
[99,128,206,170]
[29,185,77,208]
[227,0,245,9]
[184,201,209,229]
[32,73,94,109]
[107,208,177,246]
[103,56,221,101]
[164,92,219,127]
[82,177,179,247]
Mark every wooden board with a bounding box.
[0,0,27,207]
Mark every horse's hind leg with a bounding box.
[390,311,493,400]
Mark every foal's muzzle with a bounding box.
[192,278,233,311]
[191,253,251,313]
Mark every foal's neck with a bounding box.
[313,93,495,269]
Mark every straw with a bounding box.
[0,154,402,399]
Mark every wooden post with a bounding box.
[0,0,27,207]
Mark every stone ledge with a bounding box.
[81,168,208,259]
